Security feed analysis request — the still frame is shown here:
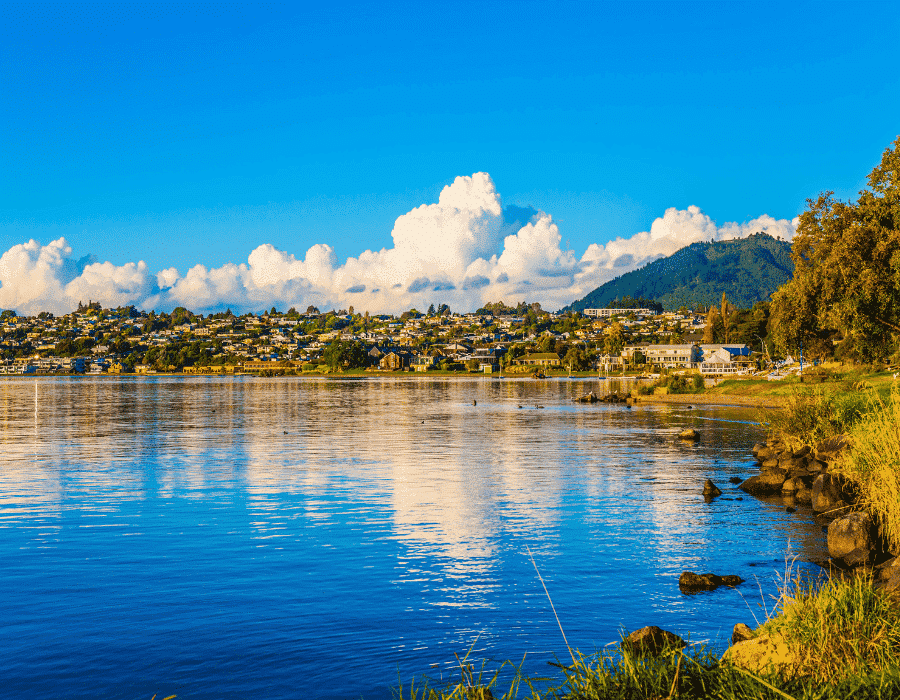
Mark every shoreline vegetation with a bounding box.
[396,369,900,700]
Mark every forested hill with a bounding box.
[563,233,794,312]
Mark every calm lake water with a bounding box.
[0,376,827,699]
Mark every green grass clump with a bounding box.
[760,571,900,682]
[759,386,869,448]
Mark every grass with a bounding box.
[758,386,870,449]
[397,568,900,699]
[397,642,900,699]
[835,388,900,554]
[759,570,900,683]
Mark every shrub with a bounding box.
[760,387,869,448]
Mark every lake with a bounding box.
[0,376,827,699]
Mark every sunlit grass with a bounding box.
[759,570,900,682]
[836,387,900,553]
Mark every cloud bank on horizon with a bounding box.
[0,173,798,316]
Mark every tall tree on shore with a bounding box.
[770,136,900,362]
[720,292,731,343]
[703,306,721,343]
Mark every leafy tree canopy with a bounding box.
[770,136,900,362]
[604,295,663,313]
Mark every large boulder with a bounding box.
[679,571,744,593]
[722,633,797,675]
[811,473,853,514]
[827,511,876,567]
[740,471,787,496]
[621,626,686,656]
[679,428,700,441]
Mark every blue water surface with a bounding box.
[0,377,827,699]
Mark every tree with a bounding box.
[770,136,900,362]
[703,307,721,344]
[603,322,625,356]
[720,293,731,343]
[563,345,591,371]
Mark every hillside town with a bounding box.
[0,299,768,377]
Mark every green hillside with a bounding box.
[564,233,793,312]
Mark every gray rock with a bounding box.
[761,464,789,479]
[760,458,780,469]
[679,571,744,593]
[732,623,755,645]
[703,479,722,497]
[755,445,776,462]
[794,485,813,505]
[740,471,787,496]
[621,626,686,656]
[782,476,814,494]
[778,455,805,472]
[827,512,875,567]
[811,473,853,514]
[781,477,800,493]
[808,459,827,473]
[679,428,700,441]
[876,558,900,600]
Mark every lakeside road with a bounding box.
[634,392,787,409]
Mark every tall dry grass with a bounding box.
[836,387,900,553]
[760,571,900,682]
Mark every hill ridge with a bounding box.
[563,233,793,312]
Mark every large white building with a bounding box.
[584,307,657,318]
[620,343,753,373]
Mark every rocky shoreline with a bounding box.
[741,434,900,593]
[625,430,900,674]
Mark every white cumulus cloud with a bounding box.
[0,175,798,316]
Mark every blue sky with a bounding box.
[1,1,898,314]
